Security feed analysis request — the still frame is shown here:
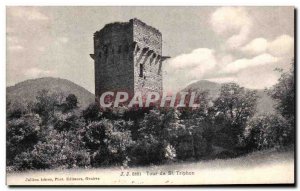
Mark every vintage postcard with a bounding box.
[6,6,295,185]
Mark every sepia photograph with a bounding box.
[5,6,295,185]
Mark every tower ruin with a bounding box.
[90,18,169,98]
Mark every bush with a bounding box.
[130,109,181,165]
[129,135,169,165]
[7,113,41,166]
[212,83,258,148]
[13,130,90,171]
[268,64,294,121]
[32,90,60,124]
[244,114,293,150]
[171,120,208,160]
[82,119,134,167]
[82,103,102,122]
[7,101,28,119]
[52,111,85,132]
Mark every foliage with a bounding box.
[212,83,258,148]
[7,101,29,119]
[82,102,102,122]
[82,119,134,166]
[6,73,295,171]
[7,113,41,166]
[268,61,295,124]
[130,108,182,165]
[244,114,293,150]
[130,134,166,165]
[171,118,210,160]
[65,94,78,110]
[32,90,60,124]
[13,129,90,171]
[52,111,85,132]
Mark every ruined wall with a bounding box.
[132,19,163,95]
[93,22,134,97]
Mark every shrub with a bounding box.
[212,83,258,147]
[82,102,102,122]
[268,64,294,121]
[32,90,60,124]
[171,120,208,160]
[82,119,134,167]
[13,151,35,171]
[64,94,78,111]
[13,130,90,171]
[130,109,180,165]
[7,101,28,119]
[244,114,293,150]
[129,134,167,165]
[52,111,85,132]
[7,113,41,166]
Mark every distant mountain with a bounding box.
[6,78,276,114]
[183,80,222,99]
[183,80,275,115]
[7,77,95,109]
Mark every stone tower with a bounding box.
[90,18,169,98]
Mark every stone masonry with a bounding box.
[90,18,169,98]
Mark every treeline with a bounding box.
[7,62,294,171]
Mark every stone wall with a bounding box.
[132,19,163,96]
[93,21,134,97]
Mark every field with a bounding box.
[7,149,294,185]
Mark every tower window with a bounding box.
[139,64,143,77]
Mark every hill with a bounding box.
[7,77,95,109]
[6,78,276,114]
[183,80,276,115]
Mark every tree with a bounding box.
[7,101,28,119]
[130,108,179,165]
[14,129,90,170]
[82,119,133,166]
[32,90,60,124]
[268,61,295,124]
[138,108,164,138]
[34,93,83,132]
[244,114,293,150]
[7,113,41,166]
[61,94,79,112]
[52,110,85,132]
[180,90,211,120]
[82,102,102,122]
[213,83,258,148]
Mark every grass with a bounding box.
[7,148,294,185]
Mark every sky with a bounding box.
[6,6,294,93]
